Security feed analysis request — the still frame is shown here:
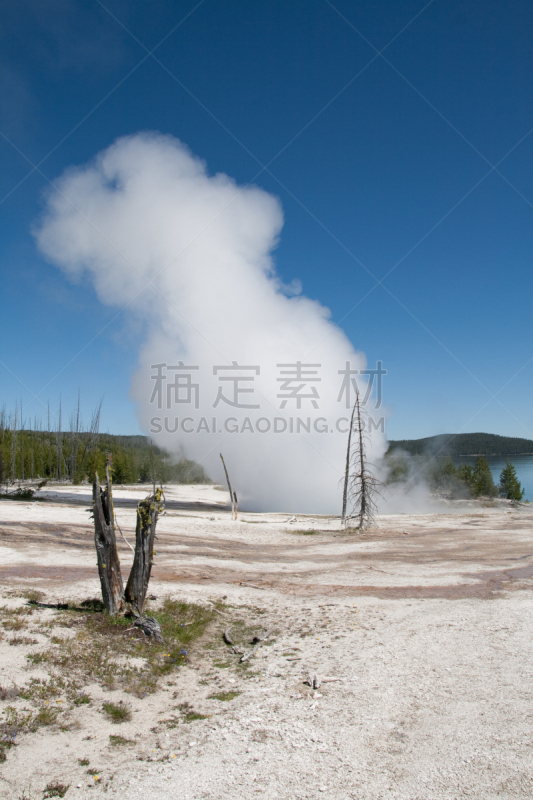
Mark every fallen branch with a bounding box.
[223,626,234,645]
[240,644,260,662]
[239,582,265,590]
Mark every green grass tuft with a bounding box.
[289,529,319,535]
[102,701,131,723]
[208,690,241,702]
[109,735,135,746]
[43,782,69,798]
[73,693,91,706]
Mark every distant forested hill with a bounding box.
[387,433,533,457]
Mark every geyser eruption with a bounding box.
[36,132,386,512]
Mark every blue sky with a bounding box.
[1,0,532,441]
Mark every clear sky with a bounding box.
[1,0,532,442]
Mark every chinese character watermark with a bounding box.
[213,362,260,409]
[276,362,321,409]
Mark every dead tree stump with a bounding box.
[93,467,124,615]
[124,488,164,616]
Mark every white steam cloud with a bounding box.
[36,132,387,512]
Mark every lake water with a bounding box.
[453,454,533,501]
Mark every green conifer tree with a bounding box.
[499,460,525,501]
[472,455,498,497]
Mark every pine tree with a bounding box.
[472,455,498,497]
[456,463,475,489]
[499,460,525,501]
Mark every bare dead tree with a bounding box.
[220,453,237,520]
[47,402,52,480]
[10,407,18,484]
[342,391,383,530]
[20,405,25,483]
[56,399,63,481]
[69,391,81,482]
[92,459,164,639]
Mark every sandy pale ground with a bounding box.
[1,484,533,799]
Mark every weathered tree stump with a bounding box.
[93,467,124,615]
[124,488,164,616]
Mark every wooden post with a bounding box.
[93,465,124,615]
[124,488,164,616]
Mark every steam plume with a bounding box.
[36,132,386,512]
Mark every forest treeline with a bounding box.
[387,432,533,457]
[0,404,210,486]
[386,451,525,501]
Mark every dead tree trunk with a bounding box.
[341,401,357,527]
[124,488,164,615]
[220,453,237,520]
[93,465,124,615]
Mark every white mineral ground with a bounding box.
[1,484,533,799]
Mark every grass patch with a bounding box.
[0,604,33,617]
[176,702,207,723]
[26,651,47,665]
[18,676,79,708]
[78,758,90,766]
[24,597,216,699]
[161,702,208,728]
[183,710,207,723]
[3,617,28,631]
[109,734,135,746]
[0,741,14,763]
[0,684,19,701]
[21,589,44,604]
[73,693,91,706]
[3,596,242,761]
[208,691,241,702]
[43,782,69,798]
[79,598,105,612]
[2,706,37,735]
[102,701,131,724]
[0,703,58,761]
[9,636,38,646]
[288,529,319,535]
[34,705,59,726]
